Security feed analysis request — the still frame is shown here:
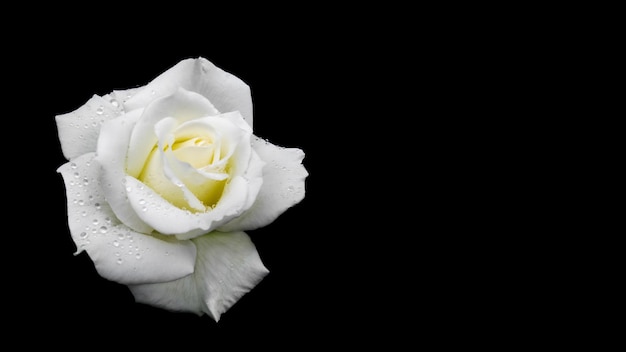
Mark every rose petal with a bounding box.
[124,57,253,127]
[128,231,268,321]
[55,94,121,160]
[57,153,197,285]
[125,175,249,239]
[96,108,153,234]
[126,88,219,178]
[219,136,308,232]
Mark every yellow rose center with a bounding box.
[138,134,228,211]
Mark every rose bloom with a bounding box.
[55,57,307,321]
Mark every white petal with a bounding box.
[128,231,268,321]
[55,94,121,160]
[124,57,253,127]
[125,175,250,239]
[57,153,197,285]
[96,108,153,234]
[219,136,308,232]
[126,88,219,178]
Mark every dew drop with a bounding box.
[100,226,108,234]
[165,251,169,256]
[151,90,156,95]
[80,232,88,239]
[73,172,80,178]
[82,178,89,186]
[96,106,104,115]
[142,206,147,212]
[95,203,101,210]
[110,98,119,108]
[126,186,132,192]
[71,163,77,169]
[81,211,87,217]
[113,240,120,247]
[118,232,125,240]
[105,217,111,225]
[92,219,99,225]
[135,252,142,260]
[116,258,123,265]
[139,199,146,205]
[78,199,84,206]
[115,252,120,257]
[287,186,294,192]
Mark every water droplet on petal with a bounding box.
[80,232,88,239]
[78,199,84,206]
[96,106,104,115]
[110,98,119,108]
[139,199,146,205]
[73,172,80,178]
[71,163,77,169]
[95,203,101,210]
[113,240,120,247]
[92,219,99,225]
[116,258,123,264]
[100,226,108,234]
[135,252,142,260]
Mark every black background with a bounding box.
[4,7,559,348]
[4,18,419,347]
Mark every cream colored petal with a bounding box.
[126,88,219,178]
[125,175,250,240]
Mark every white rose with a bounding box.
[55,57,308,321]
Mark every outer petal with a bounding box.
[219,136,308,232]
[55,94,121,160]
[124,57,253,127]
[96,108,153,234]
[57,153,197,285]
[128,231,268,321]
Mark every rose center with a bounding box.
[137,134,228,211]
